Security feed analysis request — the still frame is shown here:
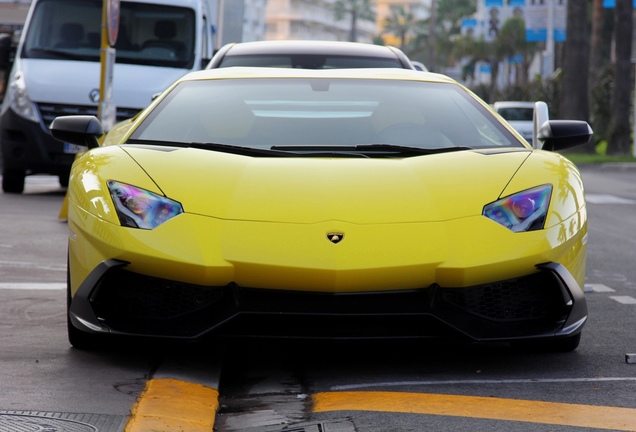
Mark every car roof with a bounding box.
[179,66,456,85]
[207,40,415,69]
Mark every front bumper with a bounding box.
[68,260,587,342]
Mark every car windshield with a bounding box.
[21,0,196,69]
[130,78,525,152]
[218,54,405,69]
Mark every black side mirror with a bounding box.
[538,120,593,152]
[50,115,104,149]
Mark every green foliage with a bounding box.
[563,152,636,165]
[589,64,613,146]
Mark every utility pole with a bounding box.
[428,0,436,72]
[544,0,555,78]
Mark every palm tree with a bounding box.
[589,0,613,151]
[383,5,419,49]
[410,0,477,73]
[333,0,375,42]
[496,17,539,87]
[561,0,590,124]
[607,0,633,155]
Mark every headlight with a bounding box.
[6,71,39,122]
[483,185,552,232]
[107,181,183,229]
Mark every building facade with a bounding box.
[265,0,377,43]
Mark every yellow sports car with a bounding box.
[51,68,592,351]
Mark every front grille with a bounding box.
[88,267,571,339]
[92,270,230,337]
[441,272,565,321]
[37,103,140,128]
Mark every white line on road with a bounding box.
[586,194,636,204]
[331,377,636,391]
[0,260,65,272]
[0,283,65,290]
[610,296,636,305]
[585,284,615,293]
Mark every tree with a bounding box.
[383,5,420,48]
[589,0,614,150]
[428,0,437,71]
[334,0,375,42]
[560,0,590,124]
[496,17,539,87]
[607,0,633,155]
[412,0,476,69]
[452,34,507,100]
[589,0,612,84]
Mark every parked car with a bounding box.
[492,101,535,142]
[51,67,591,351]
[206,40,416,70]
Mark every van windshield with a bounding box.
[21,0,196,69]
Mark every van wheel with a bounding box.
[2,168,25,193]
[59,171,70,188]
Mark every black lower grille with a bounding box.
[92,270,230,337]
[441,272,565,321]
[88,267,571,339]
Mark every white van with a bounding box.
[0,0,216,193]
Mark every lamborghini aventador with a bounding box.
[50,67,592,351]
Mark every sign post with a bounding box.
[98,0,119,131]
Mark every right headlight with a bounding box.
[6,71,39,122]
[483,185,552,232]
[107,181,183,229]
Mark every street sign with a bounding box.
[106,0,120,47]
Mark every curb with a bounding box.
[125,378,219,432]
[124,356,222,432]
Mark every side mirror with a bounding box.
[538,120,593,152]
[50,115,104,149]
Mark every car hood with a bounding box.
[121,146,532,224]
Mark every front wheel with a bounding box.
[2,168,25,193]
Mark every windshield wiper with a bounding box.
[126,139,290,156]
[272,144,472,156]
[354,144,472,155]
[125,140,369,157]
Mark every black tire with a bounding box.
[59,171,70,188]
[2,168,25,193]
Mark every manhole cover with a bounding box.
[0,413,125,432]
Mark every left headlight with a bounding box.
[6,71,39,122]
[107,181,183,229]
[483,185,552,232]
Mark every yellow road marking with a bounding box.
[313,391,636,431]
[125,378,218,432]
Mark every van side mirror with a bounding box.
[50,115,104,149]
